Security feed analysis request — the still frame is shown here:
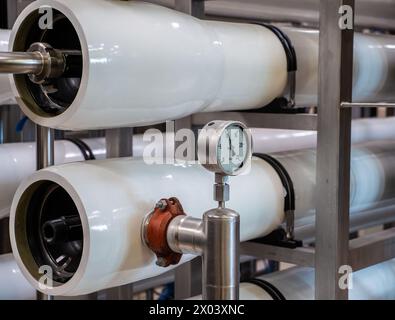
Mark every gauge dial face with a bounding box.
[217,124,248,175]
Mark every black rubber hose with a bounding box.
[243,278,287,300]
[253,153,295,213]
[65,137,96,160]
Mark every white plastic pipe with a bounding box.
[253,116,395,155]
[10,0,287,130]
[0,29,14,105]
[0,254,35,300]
[10,139,395,295]
[275,140,395,225]
[282,26,395,106]
[193,258,395,300]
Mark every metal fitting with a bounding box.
[0,42,82,83]
[214,174,230,204]
[27,43,66,84]
[155,199,168,211]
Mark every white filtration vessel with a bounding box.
[9,139,395,295]
[282,25,395,106]
[8,1,395,130]
[9,0,287,130]
[0,29,14,105]
[0,254,35,300]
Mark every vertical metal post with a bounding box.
[6,0,17,28]
[174,258,202,299]
[173,0,204,299]
[36,125,54,300]
[36,125,55,170]
[0,218,11,254]
[0,106,22,143]
[315,0,355,300]
[175,0,205,18]
[105,127,134,158]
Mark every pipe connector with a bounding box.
[142,197,186,267]
[27,43,66,84]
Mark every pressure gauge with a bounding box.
[198,120,252,176]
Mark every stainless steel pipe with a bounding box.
[152,207,240,300]
[202,208,240,300]
[35,125,54,301]
[0,51,43,75]
[167,216,204,255]
[36,126,54,170]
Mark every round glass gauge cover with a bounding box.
[217,124,249,175]
[198,120,252,176]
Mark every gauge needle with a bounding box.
[228,135,236,157]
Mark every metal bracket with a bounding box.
[253,228,302,249]
[285,209,295,241]
[285,70,296,108]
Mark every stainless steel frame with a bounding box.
[314,0,354,300]
[105,128,134,158]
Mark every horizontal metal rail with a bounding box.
[349,227,395,271]
[341,102,395,108]
[240,242,315,267]
[241,227,395,272]
[192,112,317,131]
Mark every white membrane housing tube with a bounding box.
[191,258,395,300]
[252,116,395,154]
[10,139,395,295]
[0,29,14,105]
[0,254,35,300]
[9,0,287,130]
[2,116,395,219]
[281,26,395,106]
